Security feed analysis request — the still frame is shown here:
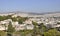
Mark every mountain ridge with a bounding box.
[0,11,60,15]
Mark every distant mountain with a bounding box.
[0,11,60,15]
[0,11,60,17]
[40,11,60,14]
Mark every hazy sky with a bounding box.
[0,0,60,13]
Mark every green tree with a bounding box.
[11,17,17,21]
[38,23,47,34]
[7,22,15,33]
[32,21,41,36]
[18,17,28,24]
[44,29,60,36]
[0,16,5,21]
[0,16,10,21]
[32,21,37,26]
[6,15,12,19]
[0,31,6,36]
[18,18,24,24]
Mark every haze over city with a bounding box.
[0,0,60,13]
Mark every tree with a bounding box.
[6,15,12,19]
[18,17,28,24]
[32,21,41,36]
[44,29,60,36]
[23,17,28,21]
[32,21,37,26]
[11,17,17,21]
[38,23,47,34]
[0,16,10,21]
[0,16,5,21]
[7,22,15,36]
[18,18,24,24]
[7,22,15,34]
[0,31,6,36]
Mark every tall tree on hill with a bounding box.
[7,21,15,36]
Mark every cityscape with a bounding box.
[0,0,60,36]
[0,12,60,36]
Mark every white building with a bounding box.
[15,24,26,31]
[26,24,34,30]
[0,25,7,30]
[12,21,19,27]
